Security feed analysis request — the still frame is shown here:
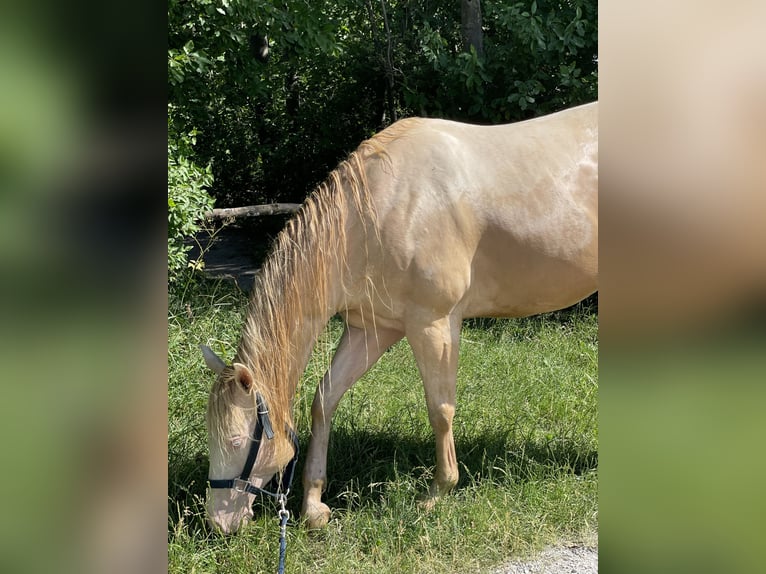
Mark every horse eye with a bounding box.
[231,437,244,448]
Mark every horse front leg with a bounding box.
[407,314,462,508]
[302,324,403,529]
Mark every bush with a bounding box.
[168,120,215,283]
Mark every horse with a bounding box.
[202,102,598,534]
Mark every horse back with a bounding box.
[349,103,598,324]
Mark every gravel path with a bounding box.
[491,545,597,574]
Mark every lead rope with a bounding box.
[276,494,290,574]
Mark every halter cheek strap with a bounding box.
[208,393,300,499]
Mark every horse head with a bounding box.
[201,345,297,534]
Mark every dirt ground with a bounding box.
[187,218,291,290]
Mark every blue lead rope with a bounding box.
[277,495,290,574]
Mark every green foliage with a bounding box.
[168,0,361,206]
[168,114,215,283]
[168,0,597,208]
[402,0,597,121]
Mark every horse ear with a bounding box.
[200,345,226,375]
[232,363,255,393]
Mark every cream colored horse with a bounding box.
[203,102,598,533]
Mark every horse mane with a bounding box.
[207,118,422,452]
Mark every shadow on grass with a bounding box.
[320,427,597,502]
[168,450,210,536]
[464,292,598,332]
[168,426,597,537]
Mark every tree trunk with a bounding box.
[461,0,484,58]
[379,0,397,123]
[205,203,300,220]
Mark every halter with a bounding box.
[208,392,300,500]
[208,392,299,573]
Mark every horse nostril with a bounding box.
[207,512,252,536]
[207,514,233,536]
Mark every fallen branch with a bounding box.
[205,203,301,220]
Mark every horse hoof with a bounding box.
[417,493,439,512]
[303,502,331,529]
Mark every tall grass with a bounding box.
[168,279,597,573]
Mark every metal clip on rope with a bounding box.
[277,494,290,574]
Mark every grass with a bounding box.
[168,277,598,573]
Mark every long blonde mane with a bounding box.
[207,119,422,451]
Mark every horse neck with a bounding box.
[235,184,361,429]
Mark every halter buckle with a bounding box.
[232,478,250,493]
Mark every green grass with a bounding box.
[168,278,598,573]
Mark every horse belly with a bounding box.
[461,225,598,318]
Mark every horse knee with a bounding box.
[428,402,455,433]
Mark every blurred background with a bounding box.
[0,1,166,573]
[599,2,766,572]
[1,1,764,573]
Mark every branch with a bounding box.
[205,203,301,220]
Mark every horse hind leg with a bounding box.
[407,314,462,508]
[302,324,403,529]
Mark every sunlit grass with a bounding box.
[168,278,597,573]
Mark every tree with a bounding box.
[461,0,484,58]
[168,0,598,209]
